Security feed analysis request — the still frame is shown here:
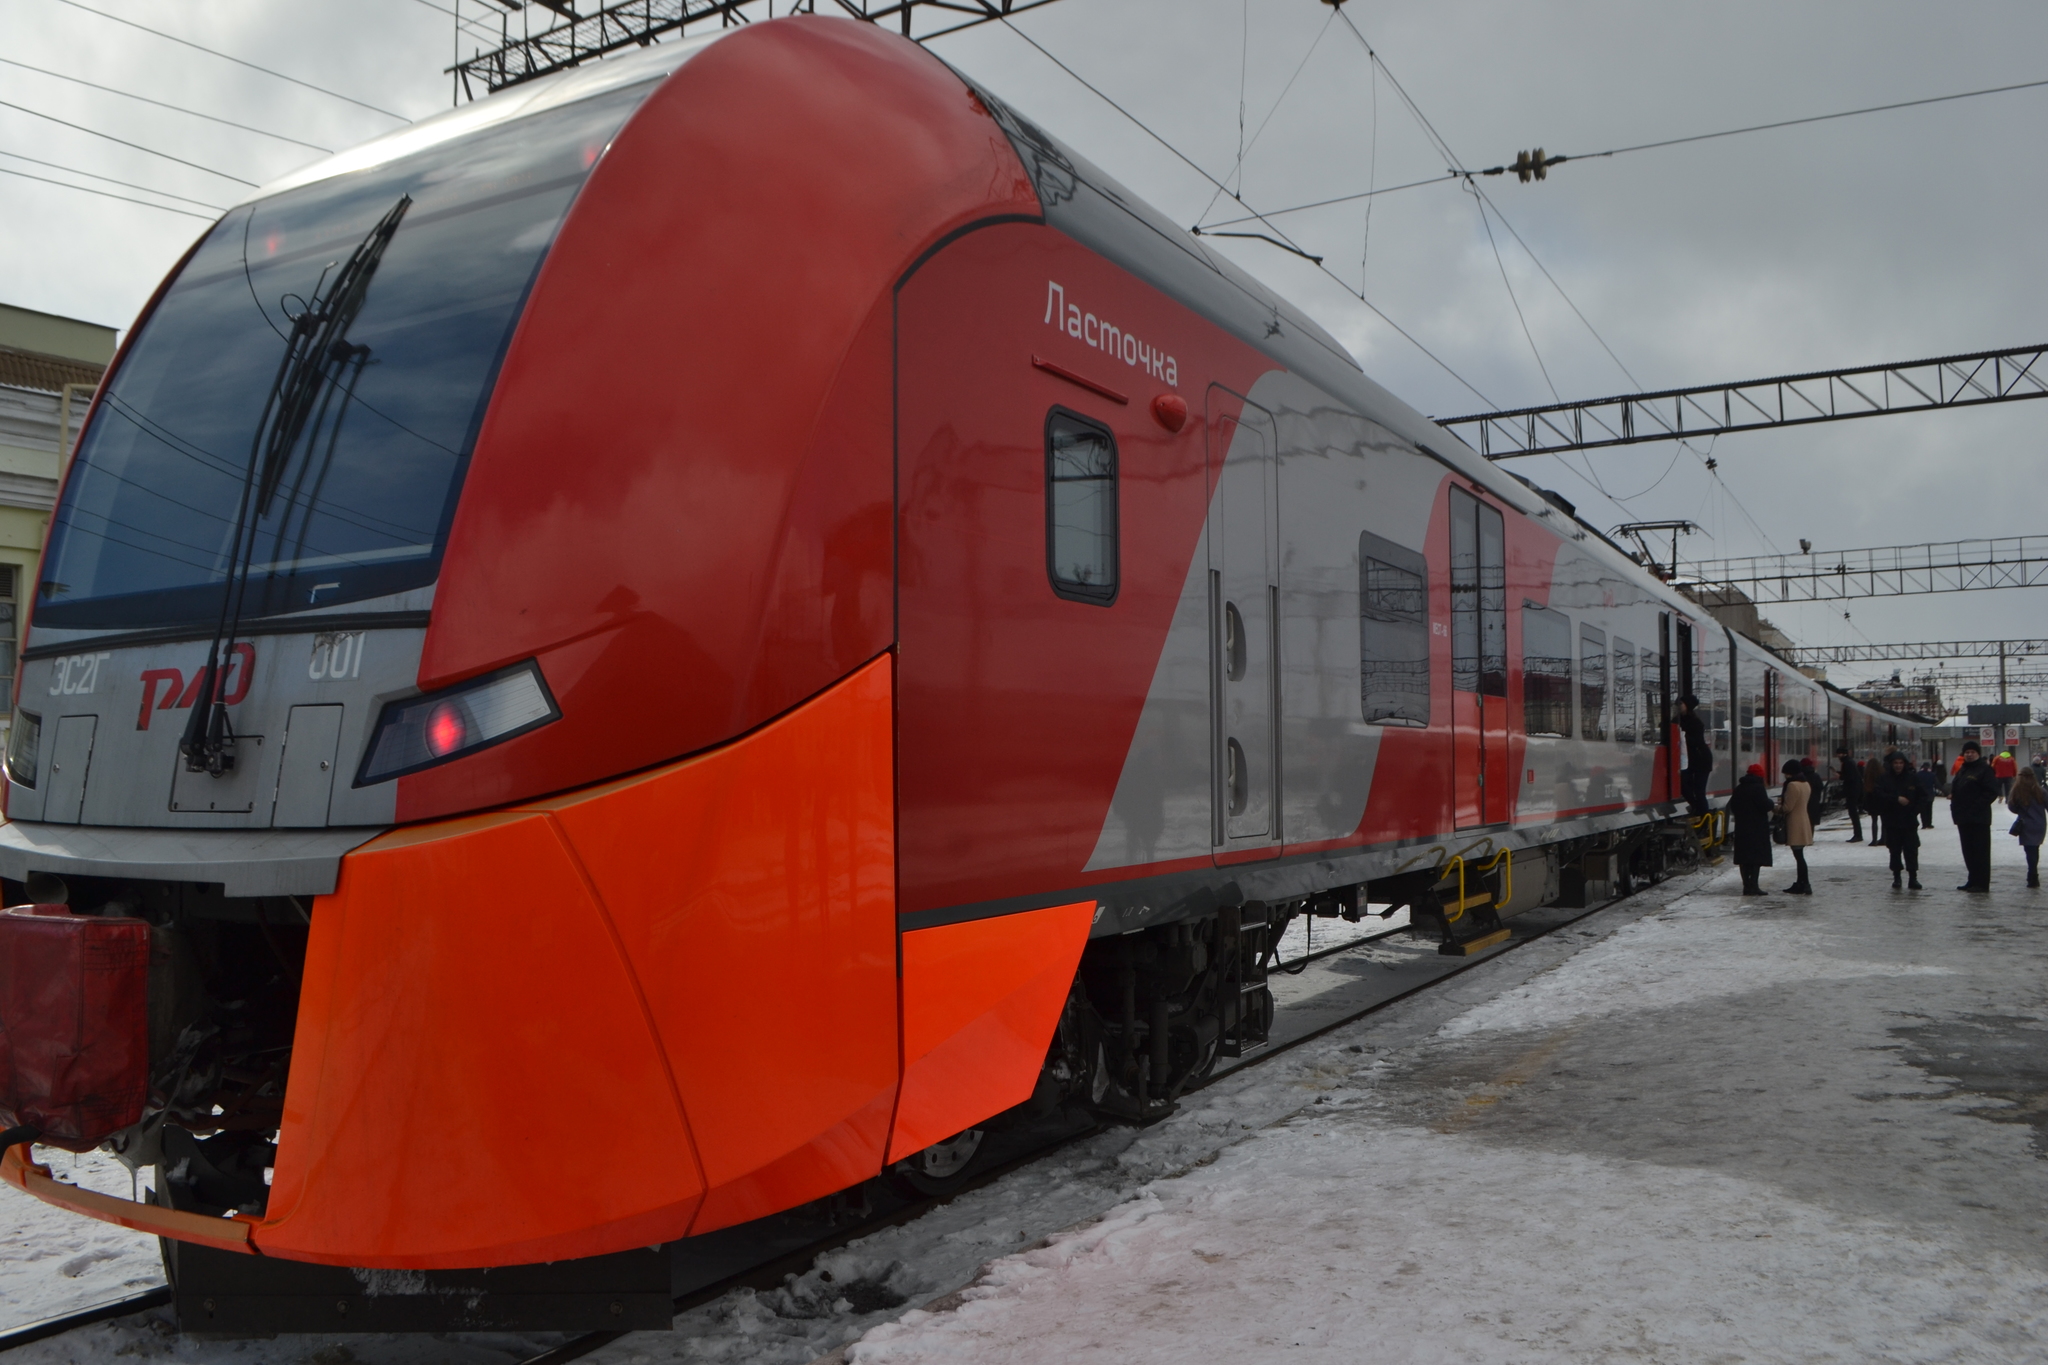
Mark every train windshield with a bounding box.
[37,80,652,631]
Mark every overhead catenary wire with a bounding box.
[1241,69,2048,224]
[0,148,226,210]
[54,0,412,123]
[0,98,259,186]
[0,164,217,219]
[0,57,333,152]
[991,16,1498,410]
[1197,5,1336,229]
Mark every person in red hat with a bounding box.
[1729,762,1775,896]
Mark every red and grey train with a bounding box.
[0,15,1920,1325]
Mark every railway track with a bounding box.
[0,853,1720,1362]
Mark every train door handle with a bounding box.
[1223,602,1246,682]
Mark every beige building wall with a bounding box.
[0,303,119,717]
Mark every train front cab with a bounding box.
[1,17,1096,1283]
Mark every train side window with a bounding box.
[1044,408,1118,605]
[1613,638,1637,745]
[1358,530,1429,726]
[1448,489,1506,697]
[1641,648,1658,746]
[1579,625,1607,742]
[1522,602,1573,737]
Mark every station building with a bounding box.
[0,303,115,710]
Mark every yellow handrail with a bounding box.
[1439,853,1468,924]
[1477,846,1514,909]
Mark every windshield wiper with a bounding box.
[181,194,410,777]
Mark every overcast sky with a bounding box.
[4,0,2042,698]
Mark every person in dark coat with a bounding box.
[1678,695,1712,815]
[1915,762,1939,829]
[1949,740,1999,892]
[1729,762,1775,895]
[1801,757,1824,832]
[1871,750,1928,890]
[1836,747,1865,842]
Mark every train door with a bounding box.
[1450,487,1508,827]
[1208,387,1279,856]
[1657,613,1673,798]
[1763,669,1779,774]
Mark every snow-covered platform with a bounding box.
[840,819,2048,1363]
[11,816,2047,1363]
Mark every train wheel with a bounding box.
[884,1127,987,1198]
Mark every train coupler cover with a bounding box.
[0,904,151,1152]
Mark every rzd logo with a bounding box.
[136,643,255,731]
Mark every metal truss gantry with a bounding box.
[1677,536,2048,604]
[1782,639,2048,667]
[450,0,1069,98]
[1436,343,2048,458]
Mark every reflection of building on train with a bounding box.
[0,303,115,723]
[0,17,1929,1330]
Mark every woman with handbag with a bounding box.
[1777,759,1814,894]
[2010,768,2046,889]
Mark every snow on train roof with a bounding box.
[239,31,729,205]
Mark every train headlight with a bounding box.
[355,661,558,785]
[6,710,38,788]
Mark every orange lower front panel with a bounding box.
[256,656,899,1267]
[888,900,1095,1163]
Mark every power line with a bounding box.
[0,164,217,219]
[0,148,226,210]
[0,56,332,152]
[0,97,258,186]
[1570,74,2048,165]
[993,17,1497,410]
[1199,6,1334,228]
[1243,70,2048,223]
[1471,187,1559,402]
[53,0,411,123]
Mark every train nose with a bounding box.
[256,657,898,1268]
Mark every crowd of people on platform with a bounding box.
[1721,729,2045,897]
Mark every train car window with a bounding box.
[1613,639,1637,745]
[1449,489,1479,693]
[1579,625,1608,741]
[1641,648,1659,747]
[1044,408,1119,604]
[1522,603,1573,737]
[1449,490,1506,697]
[1358,530,1429,726]
[1478,502,1506,697]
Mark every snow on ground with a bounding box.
[848,1125,2048,1365]
[0,1149,162,1332]
[837,820,2048,1364]
[1437,886,1953,1038]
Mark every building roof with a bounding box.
[0,344,105,395]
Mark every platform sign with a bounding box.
[2008,726,2023,746]
[1981,726,1996,746]
[1967,703,2031,726]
